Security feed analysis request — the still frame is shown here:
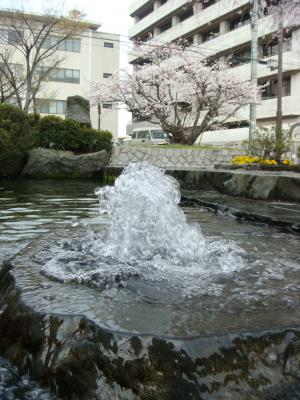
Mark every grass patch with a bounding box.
[137,144,240,150]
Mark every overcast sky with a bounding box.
[0,0,134,134]
[0,0,133,35]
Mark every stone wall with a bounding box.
[110,146,243,168]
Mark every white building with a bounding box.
[128,0,300,144]
[0,10,120,137]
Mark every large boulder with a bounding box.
[65,95,91,127]
[22,148,108,179]
[0,151,28,178]
[223,174,279,200]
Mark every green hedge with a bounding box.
[0,103,37,153]
[0,104,113,158]
[36,116,113,154]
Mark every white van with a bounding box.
[130,128,169,145]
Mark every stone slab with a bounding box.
[182,190,300,234]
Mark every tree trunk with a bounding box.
[97,103,101,131]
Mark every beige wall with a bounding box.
[2,16,120,137]
[38,30,120,137]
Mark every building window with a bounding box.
[104,42,114,48]
[41,36,81,53]
[228,47,251,66]
[159,19,172,33]
[261,77,291,99]
[138,31,153,43]
[36,99,66,114]
[6,97,18,106]
[47,68,80,83]
[202,26,220,42]
[138,4,154,20]
[179,8,194,22]
[230,10,251,31]
[103,73,113,78]
[0,29,21,44]
[181,36,194,47]
[1,62,23,75]
[202,0,217,9]
[262,35,292,57]
[102,103,112,109]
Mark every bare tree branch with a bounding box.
[0,8,86,113]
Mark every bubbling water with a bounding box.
[95,162,205,263]
[41,162,246,297]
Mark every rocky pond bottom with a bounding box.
[0,165,300,399]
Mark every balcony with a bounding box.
[129,0,153,16]
[228,50,300,81]
[235,95,300,122]
[129,0,188,38]
[258,95,300,120]
[129,0,249,41]
[130,0,298,64]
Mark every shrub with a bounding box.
[0,128,10,152]
[297,145,300,159]
[36,115,113,154]
[79,128,113,154]
[247,126,291,160]
[0,103,37,153]
[36,116,81,151]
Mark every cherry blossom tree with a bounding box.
[188,0,300,154]
[263,0,300,25]
[90,43,253,145]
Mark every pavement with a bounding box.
[182,190,300,234]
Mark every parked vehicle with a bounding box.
[130,128,169,145]
[112,136,132,146]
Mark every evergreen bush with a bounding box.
[0,103,37,153]
[0,105,113,158]
[36,116,113,154]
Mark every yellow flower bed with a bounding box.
[232,156,292,166]
[262,159,278,165]
[232,156,260,165]
[282,159,292,165]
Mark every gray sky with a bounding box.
[0,0,134,134]
[0,0,133,35]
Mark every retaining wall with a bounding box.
[110,146,243,168]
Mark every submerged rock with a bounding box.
[0,151,28,178]
[2,244,300,399]
[0,356,57,399]
[168,169,300,202]
[22,148,108,179]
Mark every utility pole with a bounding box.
[97,102,102,131]
[275,5,283,160]
[249,0,259,153]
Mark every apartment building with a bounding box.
[128,0,300,144]
[0,10,120,137]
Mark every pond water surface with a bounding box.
[1,179,300,399]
